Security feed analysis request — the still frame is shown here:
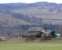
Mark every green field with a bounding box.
[0,40,62,50]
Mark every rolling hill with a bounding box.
[0,2,62,36]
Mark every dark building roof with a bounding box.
[28,27,43,32]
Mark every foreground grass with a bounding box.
[0,40,62,50]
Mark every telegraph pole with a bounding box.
[21,31,23,40]
[40,18,42,29]
[18,32,20,40]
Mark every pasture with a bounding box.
[0,39,62,50]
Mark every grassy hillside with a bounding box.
[0,13,32,27]
[0,2,62,35]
